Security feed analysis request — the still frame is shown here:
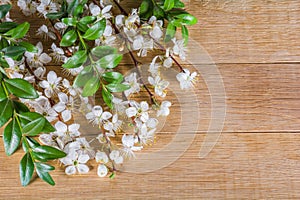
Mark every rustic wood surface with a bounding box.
[1,0,300,199]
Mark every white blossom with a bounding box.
[148,75,169,98]
[157,101,172,117]
[123,72,140,97]
[36,25,56,40]
[109,150,123,164]
[95,151,108,164]
[61,151,90,175]
[86,105,112,126]
[17,0,37,16]
[176,69,197,89]
[172,38,186,61]
[53,92,74,122]
[25,42,52,68]
[39,71,62,98]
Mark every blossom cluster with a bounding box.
[0,0,198,179]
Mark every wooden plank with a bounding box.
[8,1,300,65]
[1,133,300,199]
[10,63,297,133]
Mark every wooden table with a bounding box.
[1,0,300,199]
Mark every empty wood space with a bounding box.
[1,0,300,199]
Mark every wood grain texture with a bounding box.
[1,0,300,199]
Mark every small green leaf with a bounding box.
[0,98,13,128]
[105,83,130,93]
[0,22,17,33]
[102,72,124,83]
[76,22,89,32]
[19,41,38,53]
[42,120,56,133]
[60,29,77,47]
[67,0,79,15]
[79,16,97,24]
[3,118,22,156]
[102,86,113,109]
[97,54,123,69]
[83,18,106,40]
[164,0,175,11]
[82,76,100,97]
[175,13,198,25]
[4,78,39,99]
[5,22,30,39]
[153,6,164,19]
[140,0,151,15]
[174,0,185,8]
[20,153,34,186]
[73,4,84,17]
[35,162,55,186]
[0,38,9,49]
[0,4,12,19]
[23,117,46,136]
[91,46,117,58]
[0,83,7,101]
[22,137,40,153]
[181,25,188,45]
[33,145,67,161]
[62,50,87,68]
[13,101,30,113]
[62,17,77,26]
[46,12,65,20]
[165,23,176,42]
[2,46,26,58]
[18,112,54,133]
[73,65,94,88]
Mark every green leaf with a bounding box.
[79,16,97,25]
[60,29,77,47]
[62,17,77,26]
[23,117,46,136]
[0,4,12,19]
[102,72,124,83]
[82,76,100,97]
[33,146,67,161]
[2,46,26,58]
[73,65,94,88]
[140,0,151,15]
[174,0,185,8]
[83,18,106,40]
[62,50,87,68]
[76,22,89,32]
[153,6,165,19]
[91,46,117,58]
[164,0,175,11]
[102,86,113,109]
[0,22,17,33]
[105,83,130,93]
[18,112,54,133]
[20,153,34,186]
[181,25,188,45]
[22,137,40,153]
[165,23,176,42]
[46,12,65,20]
[35,162,55,186]
[67,0,79,15]
[175,13,198,25]
[0,83,7,101]
[4,78,39,99]
[97,54,123,69]
[0,98,13,128]
[5,22,30,39]
[0,38,9,50]
[3,118,22,156]
[73,4,84,17]
[19,41,38,53]
[13,101,30,113]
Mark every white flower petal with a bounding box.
[62,110,72,122]
[40,53,52,64]
[97,164,108,177]
[65,166,76,175]
[101,111,112,120]
[78,154,90,164]
[55,121,68,133]
[77,164,89,174]
[126,107,137,118]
